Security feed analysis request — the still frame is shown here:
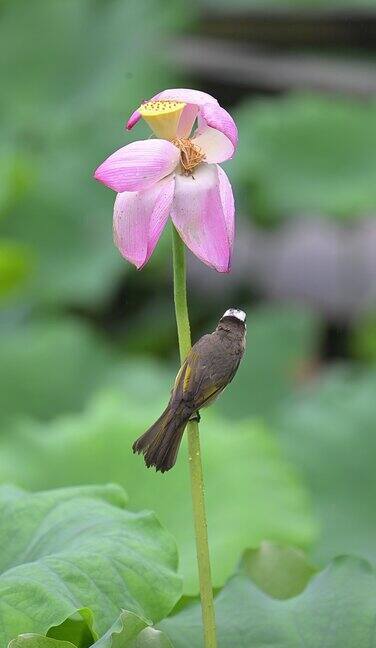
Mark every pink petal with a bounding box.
[217,165,235,250]
[126,109,142,130]
[171,164,232,273]
[192,126,234,163]
[199,104,238,150]
[152,88,218,107]
[113,175,175,269]
[94,139,179,193]
[177,104,199,138]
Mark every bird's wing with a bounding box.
[171,334,234,410]
[193,355,242,409]
[171,348,201,404]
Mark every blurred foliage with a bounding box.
[352,312,376,364]
[202,0,376,9]
[0,387,316,594]
[0,240,33,298]
[277,368,376,565]
[0,318,117,426]
[217,304,319,421]
[230,94,376,225]
[0,149,34,215]
[0,0,187,307]
[123,291,180,357]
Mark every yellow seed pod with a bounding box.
[139,100,186,140]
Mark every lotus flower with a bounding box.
[94,89,238,272]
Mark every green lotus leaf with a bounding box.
[9,610,173,648]
[9,637,76,648]
[161,556,376,648]
[239,542,316,599]
[0,484,181,647]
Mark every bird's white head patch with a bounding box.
[223,308,246,323]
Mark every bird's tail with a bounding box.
[132,403,192,472]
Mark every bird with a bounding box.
[133,308,246,472]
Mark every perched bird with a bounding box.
[133,308,246,472]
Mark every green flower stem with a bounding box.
[172,224,217,648]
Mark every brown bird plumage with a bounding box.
[133,309,246,472]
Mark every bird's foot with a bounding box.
[189,411,201,423]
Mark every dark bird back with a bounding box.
[133,309,246,472]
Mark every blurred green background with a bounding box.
[1,0,376,592]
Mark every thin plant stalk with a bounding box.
[171,224,217,648]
